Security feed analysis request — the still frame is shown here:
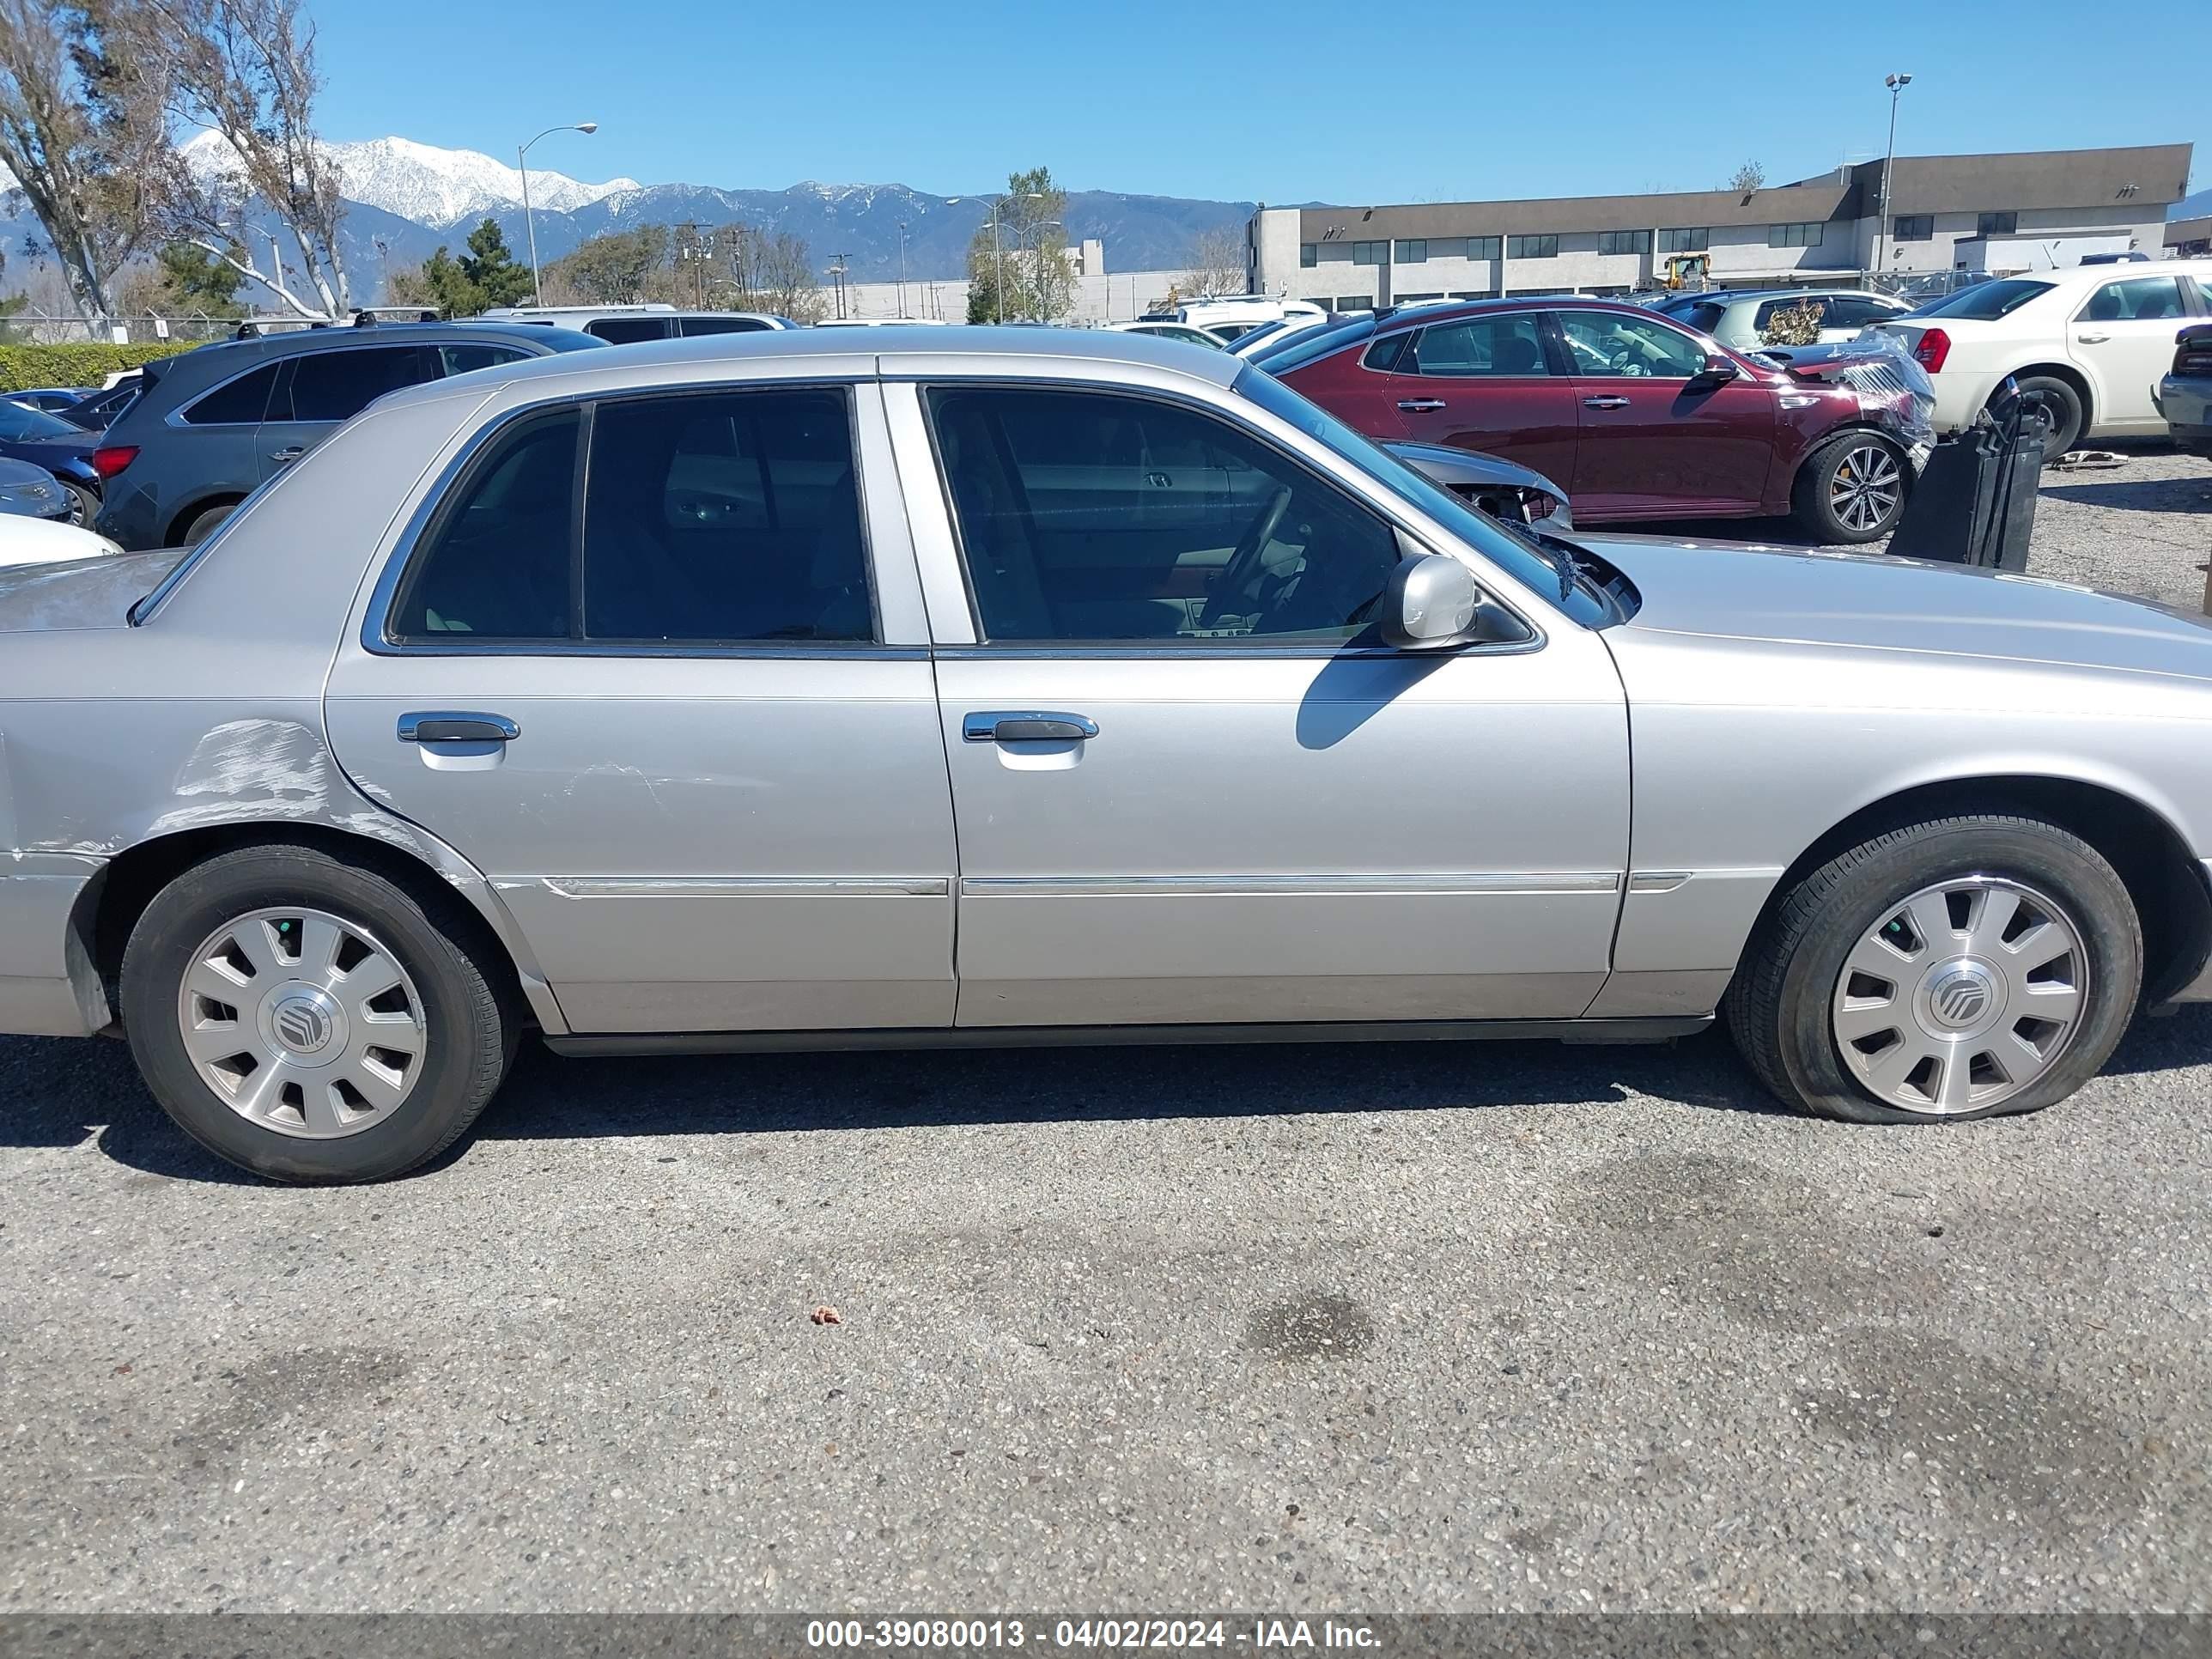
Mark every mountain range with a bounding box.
[0,134,1255,303]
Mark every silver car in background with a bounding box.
[3,329,2209,1182]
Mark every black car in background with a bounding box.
[93,320,602,550]
[57,378,144,432]
[0,398,107,525]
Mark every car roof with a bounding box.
[368,324,1247,414]
[133,323,597,398]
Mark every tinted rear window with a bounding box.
[182,362,283,426]
[1909,279,2054,321]
[678,317,773,336]
[587,318,676,344]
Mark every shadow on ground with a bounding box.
[4,1006,2208,1184]
[2041,472,2212,515]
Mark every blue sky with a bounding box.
[313,0,2202,208]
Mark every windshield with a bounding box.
[1232,364,1612,627]
[1907,279,2054,321]
[0,400,82,441]
[1247,317,1374,374]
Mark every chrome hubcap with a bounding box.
[174,907,427,1139]
[1832,877,2089,1115]
[1830,443,1902,532]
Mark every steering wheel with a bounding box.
[1198,484,1294,631]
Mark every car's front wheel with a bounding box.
[1791,434,1909,543]
[59,479,97,526]
[120,842,516,1182]
[1727,815,2141,1122]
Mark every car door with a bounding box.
[1554,307,1776,519]
[2068,276,2192,431]
[257,344,441,483]
[890,377,1630,1030]
[1387,311,1581,488]
[324,377,959,1034]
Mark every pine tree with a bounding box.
[458,218,534,308]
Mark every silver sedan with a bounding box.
[3,327,2209,1182]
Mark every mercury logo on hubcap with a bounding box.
[271,992,336,1055]
[1927,964,1996,1031]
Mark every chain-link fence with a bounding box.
[0,309,248,345]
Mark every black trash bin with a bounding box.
[1886,374,2049,569]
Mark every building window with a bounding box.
[1893,216,1934,242]
[1467,236,1501,260]
[1395,239,1426,264]
[1767,222,1826,248]
[1659,227,1709,252]
[1978,210,2018,237]
[1597,229,1652,256]
[1336,295,1374,311]
[1350,240,1387,266]
[1507,234,1559,260]
[1298,242,1317,268]
[1395,291,1444,303]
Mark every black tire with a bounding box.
[1790,432,1910,543]
[1725,815,2141,1124]
[119,842,515,1182]
[180,502,237,546]
[2010,374,2084,463]
[60,479,97,527]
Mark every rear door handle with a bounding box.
[963,711,1098,744]
[270,445,306,464]
[2075,332,2110,344]
[1396,398,1447,412]
[398,711,520,744]
[1583,395,1632,410]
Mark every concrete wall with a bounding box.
[832,264,1209,325]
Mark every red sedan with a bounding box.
[1258,298,1924,542]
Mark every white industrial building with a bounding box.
[1248,144,2195,307]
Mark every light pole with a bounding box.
[966,191,1047,324]
[1875,73,1912,281]
[1015,218,1063,320]
[518,121,598,304]
[896,222,908,319]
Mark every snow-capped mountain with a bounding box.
[177,130,639,228]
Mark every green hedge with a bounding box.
[0,340,204,393]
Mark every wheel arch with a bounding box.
[163,489,250,548]
[72,821,562,1036]
[1996,362,2093,434]
[1744,773,2212,1007]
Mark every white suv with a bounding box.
[1864,261,2212,454]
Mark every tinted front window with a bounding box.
[588,318,675,344]
[928,386,1401,646]
[392,410,577,640]
[1408,313,1549,376]
[1911,279,2053,320]
[1231,365,1607,628]
[582,389,871,642]
[1558,312,1707,378]
[280,347,431,422]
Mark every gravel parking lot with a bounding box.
[3,450,2209,1616]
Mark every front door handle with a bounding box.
[270,445,306,464]
[2075,332,2110,344]
[1583,395,1632,410]
[398,711,520,744]
[1396,398,1447,412]
[963,710,1098,744]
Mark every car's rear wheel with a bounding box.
[1791,434,1908,543]
[120,843,515,1182]
[180,501,238,545]
[2010,374,2084,461]
[1726,816,2141,1122]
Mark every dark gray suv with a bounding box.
[93,322,601,550]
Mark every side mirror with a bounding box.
[1690,351,1740,387]
[1379,552,1481,650]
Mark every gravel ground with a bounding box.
[3,452,2209,1616]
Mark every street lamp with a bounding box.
[964,191,1047,324]
[519,121,598,304]
[1875,73,1912,280]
